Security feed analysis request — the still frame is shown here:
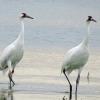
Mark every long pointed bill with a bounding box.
[91,19,97,22]
[26,15,34,19]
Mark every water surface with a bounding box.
[0,0,100,100]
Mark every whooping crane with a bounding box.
[0,13,33,88]
[61,16,96,100]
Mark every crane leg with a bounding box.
[8,71,15,88]
[63,69,72,100]
[75,73,80,100]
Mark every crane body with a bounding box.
[0,13,33,88]
[61,16,96,100]
[62,43,89,75]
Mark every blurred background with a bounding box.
[0,0,100,50]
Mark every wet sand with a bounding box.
[0,48,100,100]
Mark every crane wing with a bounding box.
[61,45,89,74]
[0,43,15,70]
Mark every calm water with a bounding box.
[0,0,100,100]
[0,0,100,49]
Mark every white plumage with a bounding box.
[61,43,89,74]
[61,16,96,100]
[0,13,33,88]
[0,33,24,71]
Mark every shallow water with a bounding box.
[0,74,100,100]
[0,0,100,100]
[0,50,100,100]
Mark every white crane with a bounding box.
[61,16,96,100]
[0,13,33,88]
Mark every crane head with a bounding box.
[21,13,34,19]
[86,16,96,23]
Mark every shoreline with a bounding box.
[0,47,100,99]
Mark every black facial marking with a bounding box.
[86,16,96,22]
[87,16,92,22]
[21,13,26,18]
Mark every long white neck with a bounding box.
[81,23,90,47]
[15,20,24,44]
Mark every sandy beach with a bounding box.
[0,48,100,100]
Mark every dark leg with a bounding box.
[75,74,80,100]
[8,71,15,88]
[63,69,72,100]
